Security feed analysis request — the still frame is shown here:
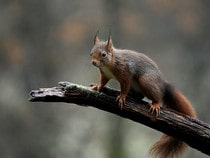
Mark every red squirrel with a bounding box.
[90,33,196,158]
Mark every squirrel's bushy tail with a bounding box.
[150,135,187,158]
[150,83,196,158]
[163,83,196,117]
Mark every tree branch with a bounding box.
[29,82,210,156]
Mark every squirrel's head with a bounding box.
[90,34,113,68]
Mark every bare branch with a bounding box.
[29,81,210,156]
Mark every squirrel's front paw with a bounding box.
[90,84,103,92]
[116,95,126,109]
[91,85,99,91]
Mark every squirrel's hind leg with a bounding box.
[138,74,163,116]
[149,101,161,116]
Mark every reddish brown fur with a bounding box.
[150,135,187,158]
[163,83,196,117]
[90,35,196,158]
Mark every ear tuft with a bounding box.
[94,30,100,45]
[106,35,113,52]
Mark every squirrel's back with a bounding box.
[113,49,162,77]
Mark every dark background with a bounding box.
[0,0,209,158]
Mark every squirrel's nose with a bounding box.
[92,61,97,66]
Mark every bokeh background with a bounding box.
[0,0,210,158]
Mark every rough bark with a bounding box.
[29,81,210,156]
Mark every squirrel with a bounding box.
[90,32,196,158]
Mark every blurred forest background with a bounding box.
[0,0,210,158]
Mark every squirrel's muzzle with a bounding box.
[92,61,97,66]
[91,60,101,67]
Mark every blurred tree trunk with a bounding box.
[13,1,59,158]
[184,1,210,122]
[103,0,127,157]
[18,0,56,89]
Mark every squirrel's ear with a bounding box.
[94,35,100,45]
[106,36,113,52]
[94,30,100,45]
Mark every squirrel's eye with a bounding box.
[101,51,107,58]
